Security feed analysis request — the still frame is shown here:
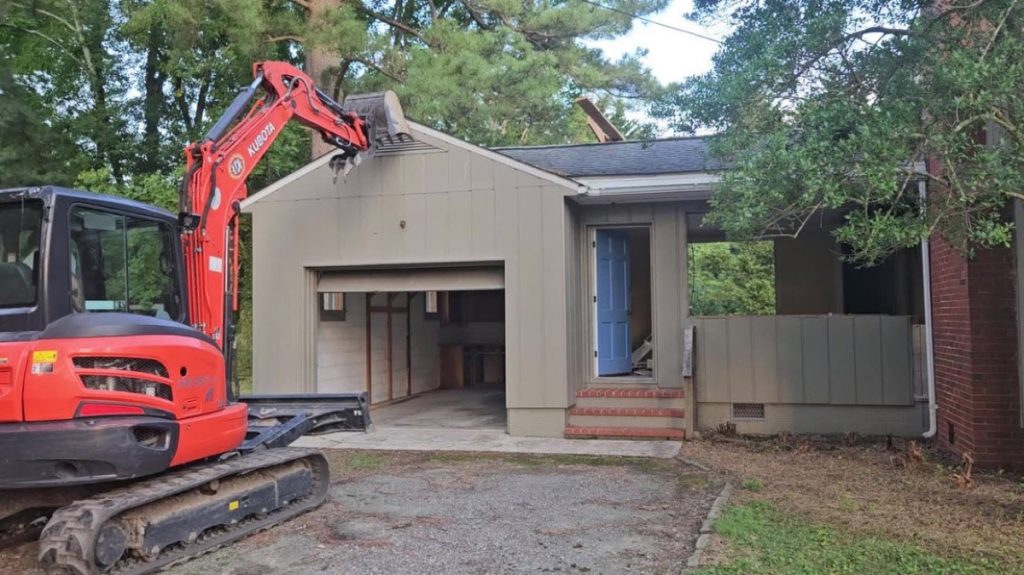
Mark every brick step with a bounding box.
[569,406,685,418]
[565,426,686,440]
[575,395,685,409]
[568,414,685,429]
[576,387,684,399]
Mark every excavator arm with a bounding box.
[178,61,408,359]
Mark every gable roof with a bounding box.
[242,121,582,210]
[494,137,722,178]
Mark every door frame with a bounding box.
[587,225,656,383]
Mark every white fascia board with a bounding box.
[575,172,720,199]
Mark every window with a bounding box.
[70,207,180,319]
[0,199,43,307]
[319,292,346,321]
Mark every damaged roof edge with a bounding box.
[241,122,585,211]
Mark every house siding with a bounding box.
[247,127,576,437]
[570,203,690,393]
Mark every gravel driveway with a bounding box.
[1,452,719,575]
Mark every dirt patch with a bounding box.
[0,451,719,575]
[681,434,1024,570]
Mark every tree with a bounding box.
[688,241,775,316]
[663,0,1024,264]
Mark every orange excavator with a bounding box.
[0,61,409,574]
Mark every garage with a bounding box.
[314,265,506,429]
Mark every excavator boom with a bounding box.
[179,61,409,357]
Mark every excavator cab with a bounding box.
[0,186,239,488]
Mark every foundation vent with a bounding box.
[731,402,765,420]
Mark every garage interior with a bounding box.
[315,267,506,430]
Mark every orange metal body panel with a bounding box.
[4,333,248,468]
[170,403,248,466]
[21,334,227,422]
[0,342,30,422]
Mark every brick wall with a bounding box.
[929,237,1024,469]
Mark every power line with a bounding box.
[576,0,723,44]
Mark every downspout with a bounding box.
[920,179,937,438]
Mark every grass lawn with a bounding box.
[684,435,1024,575]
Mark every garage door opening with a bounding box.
[314,267,506,430]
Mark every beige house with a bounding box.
[242,123,930,439]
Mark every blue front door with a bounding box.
[595,229,631,376]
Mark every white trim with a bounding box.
[574,173,720,203]
[241,122,583,210]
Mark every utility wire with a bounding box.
[575,0,723,44]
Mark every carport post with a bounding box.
[365,292,373,404]
[407,292,413,396]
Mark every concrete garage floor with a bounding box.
[295,387,683,459]
[170,452,720,575]
[371,387,508,429]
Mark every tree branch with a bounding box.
[459,0,493,29]
[0,24,83,65]
[981,0,1019,59]
[266,34,305,43]
[356,6,429,43]
[352,58,404,82]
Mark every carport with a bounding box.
[313,264,506,428]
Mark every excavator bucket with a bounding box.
[342,90,412,150]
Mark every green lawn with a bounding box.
[696,502,1010,575]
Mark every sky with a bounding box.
[587,0,730,84]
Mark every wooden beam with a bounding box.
[365,292,373,404]
[575,97,624,142]
[386,293,394,402]
[407,291,412,396]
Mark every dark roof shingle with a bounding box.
[494,137,721,178]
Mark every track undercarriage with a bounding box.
[1,395,368,574]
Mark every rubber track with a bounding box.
[38,447,329,575]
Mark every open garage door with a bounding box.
[314,266,506,421]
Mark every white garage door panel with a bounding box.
[317,267,504,292]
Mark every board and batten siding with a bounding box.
[690,315,915,406]
[246,126,578,436]
[570,203,690,391]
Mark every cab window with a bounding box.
[70,207,181,320]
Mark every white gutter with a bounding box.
[920,179,937,438]
[576,172,720,197]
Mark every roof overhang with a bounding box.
[571,172,720,204]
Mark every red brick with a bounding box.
[930,236,1024,470]
[576,387,685,399]
[564,426,685,440]
[569,407,685,418]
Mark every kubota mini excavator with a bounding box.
[0,61,409,574]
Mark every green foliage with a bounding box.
[664,0,1024,264]
[698,502,1006,574]
[689,241,775,316]
[740,477,764,492]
